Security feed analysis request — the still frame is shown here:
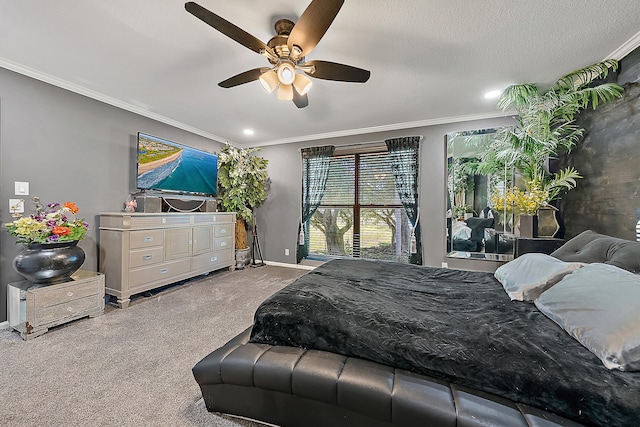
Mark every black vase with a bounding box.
[13,240,86,284]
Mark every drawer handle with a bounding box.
[143,255,153,260]
[220,241,227,247]
[159,268,169,274]
[143,236,154,242]
[220,228,227,234]
[67,307,74,312]
[210,256,217,262]
[67,291,74,297]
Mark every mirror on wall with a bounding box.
[446,128,514,261]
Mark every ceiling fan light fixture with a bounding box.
[293,73,313,96]
[277,62,296,85]
[277,83,294,101]
[259,70,279,93]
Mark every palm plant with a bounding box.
[488,59,624,201]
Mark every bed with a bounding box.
[193,230,640,426]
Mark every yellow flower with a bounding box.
[491,183,549,215]
[12,217,47,235]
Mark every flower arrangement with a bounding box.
[491,181,549,216]
[124,198,137,213]
[5,197,89,245]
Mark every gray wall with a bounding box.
[255,116,516,272]
[0,68,224,321]
[0,65,517,324]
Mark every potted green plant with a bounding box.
[490,59,623,200]
[479,60,624,236]
[217,143,269,266]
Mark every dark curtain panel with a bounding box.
[297,145,335,263]
[385,136,422,265]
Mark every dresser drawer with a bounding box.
[130,229,164,249]
[129,246,164,268]
[32,280,101,310]
[192,250,233,271]
[214,224,232,238]
[129,259,191,288]
[212,214,234,224]
[35,294,102,326]
[215,236,233,251]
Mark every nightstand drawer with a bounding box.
[514,237,565,257]
[129,246,164,268]
[35,294,102,326]
[32,281,101,309]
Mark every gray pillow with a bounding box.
[535,263,640,371]
[494,253,584,301]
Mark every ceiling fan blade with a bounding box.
[287,0,344,57]
[185,2,275,57]
[218,68,269,88]
[305,60,370,83]
[292,86,309,108]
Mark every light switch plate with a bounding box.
[15,181,29,195]
[9,199,25,214]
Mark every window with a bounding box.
[307,151,413,263]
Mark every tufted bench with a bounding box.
[193,328,583,427]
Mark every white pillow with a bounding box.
[494,253,584,301]
[452,221,471,240]
[535,263,640,371]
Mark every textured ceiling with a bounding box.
[1,0,639,147]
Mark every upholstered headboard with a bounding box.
[551,230,640,273]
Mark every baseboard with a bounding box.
[264,261,317,270]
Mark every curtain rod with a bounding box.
[297,135,423,152]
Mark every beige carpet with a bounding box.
[0,265,307,426]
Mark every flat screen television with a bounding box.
[136,132,218,197]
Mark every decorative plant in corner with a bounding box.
[481,60,624,205]
[217,143,269,251]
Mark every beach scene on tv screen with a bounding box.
[137,134,218,196]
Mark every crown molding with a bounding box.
[0,57,508,148]
[607,30,640,60]
[250,111,509,147]
[3,27,639,150]
[0,57,228,144]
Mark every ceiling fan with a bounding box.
[185,0,371,108]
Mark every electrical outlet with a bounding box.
[441,262,448,269]
[285,248,290,256]
[9,199,25,214]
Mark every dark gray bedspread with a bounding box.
[250,258,640,427]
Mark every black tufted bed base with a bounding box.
[193,328,583,427]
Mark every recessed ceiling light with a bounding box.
[484,90,502,99]
[243,129,255,136]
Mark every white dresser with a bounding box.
[99,212,236,308]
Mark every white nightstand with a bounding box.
[7,271,105,340]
